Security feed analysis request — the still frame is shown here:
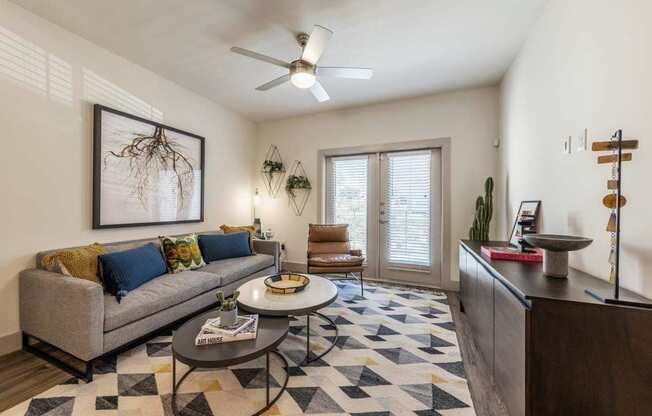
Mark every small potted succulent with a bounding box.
[216,290,239,327]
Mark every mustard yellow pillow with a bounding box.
[219,224,256,252]
[41,243,107,284]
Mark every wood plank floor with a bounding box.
[0,292,508,414]
[0,348,72,412]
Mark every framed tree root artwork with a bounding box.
[93,104,205,229]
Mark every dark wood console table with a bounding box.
[459,240,652,416]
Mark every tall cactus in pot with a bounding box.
[469,177,494,241]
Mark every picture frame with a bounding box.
[92,104,205,229]
[509,200,541,248]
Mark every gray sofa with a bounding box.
[19,231,280,381]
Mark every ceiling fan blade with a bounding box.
[230,47,291,69]
[310,81,330,102]
[301,25,333,65]
[318,67,373,79]
[255,74,290,91]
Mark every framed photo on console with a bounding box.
[93,104,205,229]
[509,200,541,248]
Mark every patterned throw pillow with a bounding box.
[41,243,107,284]
[219,224,256,252]
[159,234,206,273]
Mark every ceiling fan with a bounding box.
[230,25,373,102]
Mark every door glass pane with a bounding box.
[327,155,368,255]
[384,151,431,267]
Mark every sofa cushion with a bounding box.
[198,254,274,286]
[41,243,107,285]
[309,253,364,267]
[199,232,252,262]
[219,224,256,252]
[160,234,206,273]
[104,269,221,332]
[99,243,168,302]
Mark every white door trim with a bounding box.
[317,138,453,291]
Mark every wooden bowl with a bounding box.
[264,273,310,294]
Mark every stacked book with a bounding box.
[481,245,543,262]
[195,314,259,346]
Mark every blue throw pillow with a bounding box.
[99,243,167,302]
[199,232,252,262]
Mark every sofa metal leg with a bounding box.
[85,360,94,383]
[22,332,94,383]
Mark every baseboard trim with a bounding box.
[363,277,443,292]
[0,331,22,356]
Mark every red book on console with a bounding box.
[481,246,543,262]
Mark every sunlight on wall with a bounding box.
[0,23,162,119]
[0,24,163,119]
[83,68,163,122]
[0,25,72,106]
[48,54,72,105]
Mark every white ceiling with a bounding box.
[13,0,545,122]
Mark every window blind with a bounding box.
[326,155,369,255]
[382,150,431,267]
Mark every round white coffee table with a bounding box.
[237,275,338,364]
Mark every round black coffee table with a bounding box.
[171,311,289,416]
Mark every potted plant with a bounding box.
[262,159,284,173]
[468,177,494,241]
[286,174,311,197]
[216,290,239,327]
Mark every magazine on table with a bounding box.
[195,314,259,346]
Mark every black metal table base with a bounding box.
[302,311,338,365]
[171,349,289,416]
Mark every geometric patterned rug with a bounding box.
[3,280,475,416]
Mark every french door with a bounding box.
[325,148,442,287]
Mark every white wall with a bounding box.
[499,0,652,297]
[256,86,499,289]
[0,0,256,352]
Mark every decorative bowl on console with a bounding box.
[524,234,593,278]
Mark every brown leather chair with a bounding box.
[307,224,365,295]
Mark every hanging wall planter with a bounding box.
[261,145,286,197]
[286,160,311,216]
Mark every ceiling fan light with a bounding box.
[290,72,316,89]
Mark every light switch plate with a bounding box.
[576,128,588,152]
[562,136,572,154]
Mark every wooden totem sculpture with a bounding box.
[585,129,649,308]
